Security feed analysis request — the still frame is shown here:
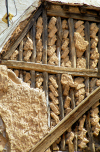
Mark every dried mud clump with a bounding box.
[0,65,49,152]
[61,74,76,115]
[74,77,85,106]
[36,17,43,63]
[90,101,100,136]
[90,23,99,69]
[47,17,58,65]
[78,115,89,149]
[35,72,43,90]
[74,31,88,69]
[23,36,33,62]
[66,128,75,151]
[49,75,60,127]
[61,20,71,67]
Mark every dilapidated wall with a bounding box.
[0,65,49,152]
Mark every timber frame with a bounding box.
[1,1,100,152]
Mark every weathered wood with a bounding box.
[30,86,100,152]
[42,8,50,127]
[19,40,23,61]
[68,18,76,68]
[30,23,36,88]
[98,24,100,72]
[86,112,95,152]
[31,70,35,88]
[85,21,90,69]
[31,23,36,62]
[43,72,50,127]
[70,89,75,109]
[1,60,100,78]
[2,6,42,60]
[47,9,100,22]
[57,16,65,150]
[85,77,90,97]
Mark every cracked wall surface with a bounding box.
[0,65,49,152]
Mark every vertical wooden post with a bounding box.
[31,23,36,88]
[98,24,100,72]
[85,21,95,152]
[86,112,95,152]
[42,7,50,128]
[68,18,76,151]
[85,22,90,97]
[56,16,65,150]
[68,18,76,68]
[19,40,23,80]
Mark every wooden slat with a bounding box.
[85,21,90,69]
[19,40,23,61]
[30,86,100,152]
[42,8,50,128]
[86,112,95,152]
[31,23,36,88]
[98,23,100,72]
[2,6,42,60]
[1,60,100,78]
[68,18,76,68]
[47,9,100,22]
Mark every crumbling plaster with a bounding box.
[0,65,49,152]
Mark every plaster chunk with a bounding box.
[47,45,56,56]
[50,103,60,115]
[96,79,100,86]
[48,53,58,65]
[61,48,69,59]
[10,50,19,60]
[0,65,49,152]
[49,84,58,97]
[24,37,33,51]
[48,17,57,29]
[48,35,57,46]
[49,92,59,105]
[76,49,84,58]
[61,39,69,50]
[36,17,43,28]
[24,72,31,82]
[76,25,85,33]
[90,48,99,60]
[75,21,84,29]
[49,75,58,88]
[48,27,57,38]
[62,20,68,29]
[62,30,69,39]
[77,57,86,69]
[24,50,32,62]
[50,112,60,124]
[74,32,89,51]
[64,96,71,109]
[36,28,43,40]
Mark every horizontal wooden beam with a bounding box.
[30,86,100,152]
[47,9,100,22]
[1,60,100,77]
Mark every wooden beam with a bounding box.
[68,18,76,68]
[42,8,50,128]
[31,23,36,88]
[19,40,23,61]
[86,112,95,152]
[1,60,100,78]
[47,9,100,22]
[30,86,100,152]
[2,6,42,60]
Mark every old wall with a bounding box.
[0,65,49,152]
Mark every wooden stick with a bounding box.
[57,16,65,150]
[2,6,42,60]
[19,40,23,61]
[42,8,50,127]
[31,23,36,88]
[68,18,76,68]
[86,112,95,152]
[30,86,100,152]
[85,21,90,97]
[1,60,100,78]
